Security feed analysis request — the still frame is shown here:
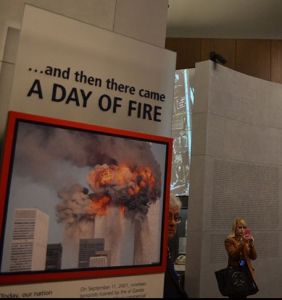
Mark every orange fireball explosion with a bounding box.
[88,195,111,216]
[87,164,133,190]
[86,164,156,215]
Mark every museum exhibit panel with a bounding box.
[0,1,176,298]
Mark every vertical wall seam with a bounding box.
[112,0,118,33]
[234,39,237,71]
[270,40,273,81]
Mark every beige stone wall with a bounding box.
[186,60,282,297]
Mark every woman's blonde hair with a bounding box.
[228,217,247,238]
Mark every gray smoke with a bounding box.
[14,121,162,222]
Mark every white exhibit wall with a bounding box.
[0,0,117,63]
[186,60,282,298]
[0,0,169,144]
[0,0,168,59]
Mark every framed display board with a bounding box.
[0,111,172,285]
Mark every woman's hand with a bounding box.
[244,228,254,247]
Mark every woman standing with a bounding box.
[224,218,258,297]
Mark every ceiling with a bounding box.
[166,0,282,39]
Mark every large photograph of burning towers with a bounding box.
[0,112,172,281]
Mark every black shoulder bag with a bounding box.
[215,265,259,297]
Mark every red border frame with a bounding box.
[0,111,172,285]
